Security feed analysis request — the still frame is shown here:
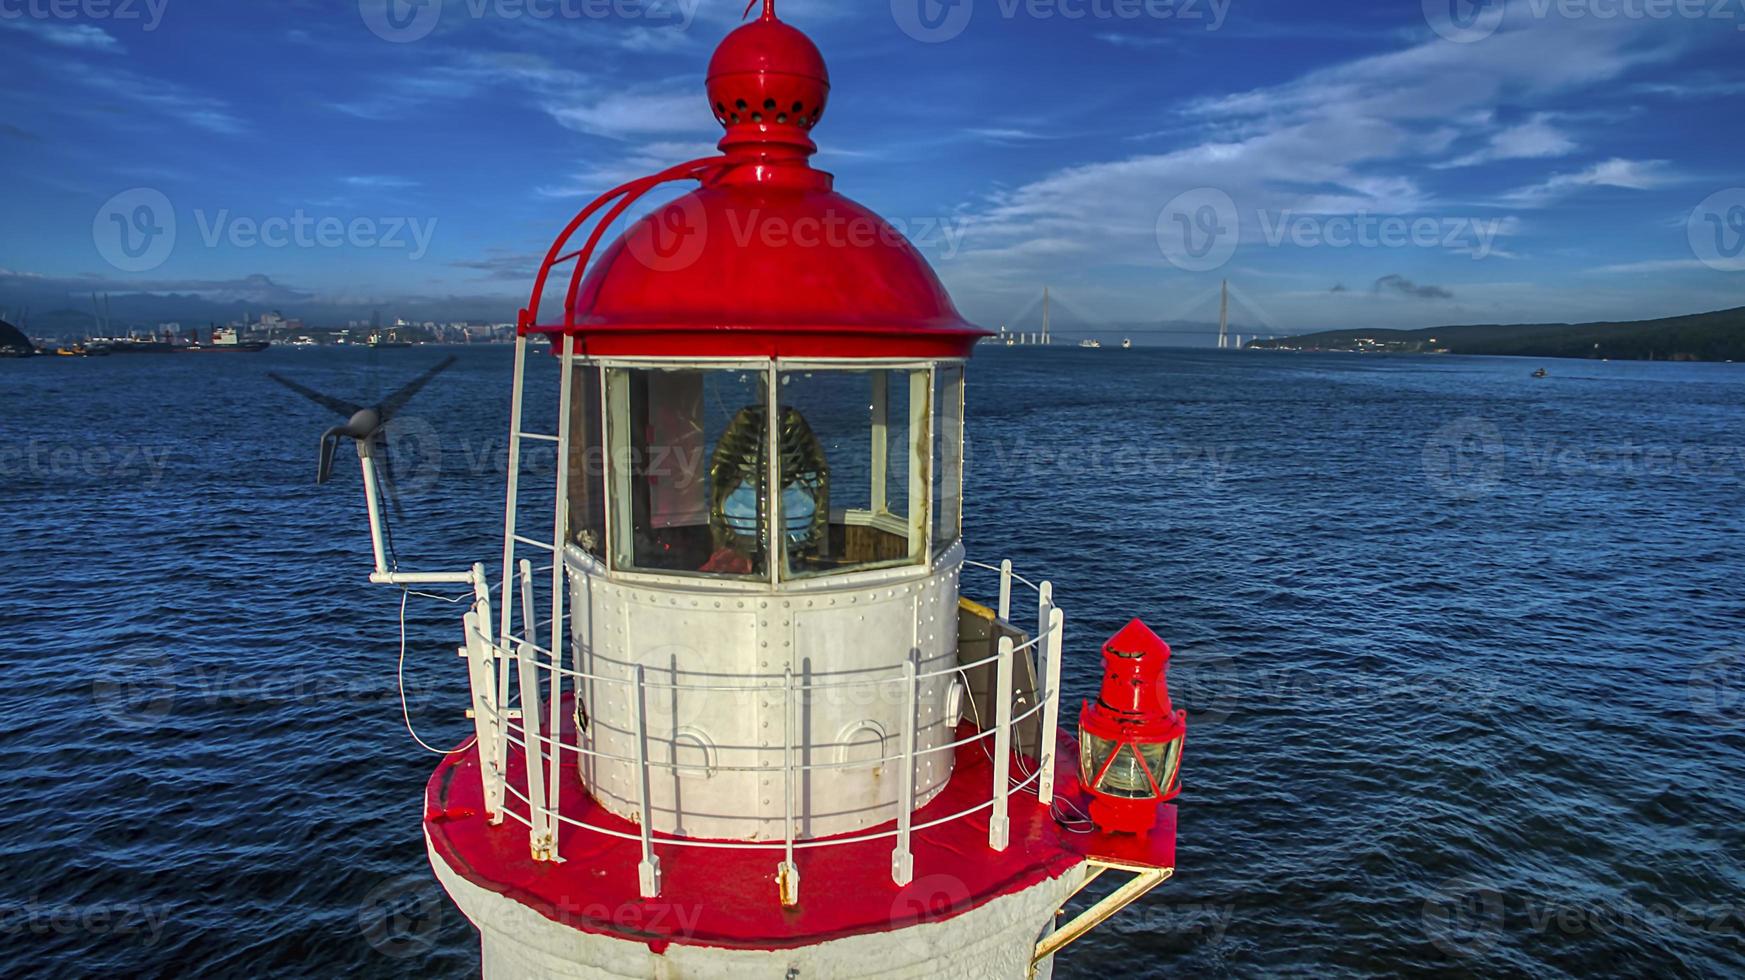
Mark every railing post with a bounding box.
[1036,580,1053,672]
[632,664,661,897]
[475,564,511,820]
[998,558,1013,622]
[517,560,554,860]
[891,651,918,886]
[1038,606,1065,805]
[499,333,527,644]
[548,336,575,838]
[777,666,800,907]
[462,606,505,820]
[990,635,1014,851]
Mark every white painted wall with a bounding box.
[431,834,1079,980]
[567,541,965,841]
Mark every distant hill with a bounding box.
[1253,306,1745,362]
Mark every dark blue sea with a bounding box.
[4,346,1743,977]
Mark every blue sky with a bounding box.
[1,0,1743,338]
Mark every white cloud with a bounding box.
[1437,114,1577,169]
[1502,158,1675,207]
[67,64,245,134]
[1589,258,1711,274]
[344,176,420,189]
[543,88,710,139]
[0,18,121,51]
[536,140,722,197]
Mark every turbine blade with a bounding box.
[377,355,458,420]
[269,372,364,417]
[317,429,342,484]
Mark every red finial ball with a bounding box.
[706,0,829,154]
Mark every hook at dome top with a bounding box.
[742,0,776,21]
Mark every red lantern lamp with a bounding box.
[1078,618,1187,834]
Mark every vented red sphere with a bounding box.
[706,0,830,153]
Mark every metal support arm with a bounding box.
[1033,860,1174,965]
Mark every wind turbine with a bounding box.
[268,356,457,518]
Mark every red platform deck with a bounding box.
[425,721,1175,952]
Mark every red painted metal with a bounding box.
[518,1,988,359]
[1078,618,1189,835]
[426,714,1175,951]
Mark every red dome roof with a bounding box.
[524,0,987,359]
[567,180,981,358]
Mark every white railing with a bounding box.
[452,556,1067,904]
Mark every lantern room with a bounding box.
[508,0,989,844]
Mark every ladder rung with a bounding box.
[517,432,560,443]
[513,535,556,552]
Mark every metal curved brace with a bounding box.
[521,156,729,333]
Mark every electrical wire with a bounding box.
[399,587,477,756]
[955,662,1096,833]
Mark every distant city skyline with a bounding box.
[2,0,1743,336]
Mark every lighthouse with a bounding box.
[334,5,1186,976]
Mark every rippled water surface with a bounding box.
[4,347,1743,977]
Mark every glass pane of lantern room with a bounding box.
[932,365,964,550]
[603,366,769,579]
[565,365,605,558]
[777,368,928,578]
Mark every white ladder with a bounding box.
[498,329,577,860]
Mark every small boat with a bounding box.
[1532,368,1548,378]
[367,331,415,348]
[186,327,269,353]
[1078,339,1101,349]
